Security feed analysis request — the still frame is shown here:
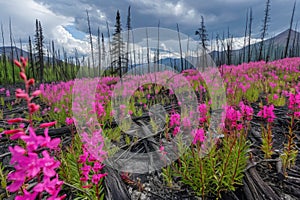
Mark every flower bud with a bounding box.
[32,90,41,97]
[27,78,35,86]
[40,121,57,128]
[20,57,28,67]
[7,118,27,124]
[29,103,40,113]
[20,72,27,80]
[4,129,20,135]
[16,93,29,99]
[14,60,22,68]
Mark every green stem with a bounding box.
[231,131,243,185]
[197,144,205,199]
[217,135,237,197]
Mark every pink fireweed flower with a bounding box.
[110,110,116,117]
[223,105,243,130]
[198,103,208,123]
[79,133,107,168]
[78,147,89,163]
[24,153,41,178]
[226,106,242,127]
[269,82,277,89]
[282,90,289,97]
[88,155,97,162]
[40,128,61,150]
[192,128,205,144]
[29,103,40,114]
[80,164,92,182]
[159,145,167,155]
[20,127,44,152]
[182,117,191,128]
[172,126,180,136]
[288,93,300,109]
[6,90,10,97]
[273,94,279,100]
[227,87,234,95]
[15,189,38,200]
[92,173,107,185]
[8,145,26,166]
[119,104,126,110]
[53,107,60,113]
[6,58,64,198]
[80,174,89,182]
[65,117,74,125]
[294,112,300,118]
[169,89,174,95]
[170,113,180,127]
[7,170,26,193]
[239,101,254,121]
[92,102,106,117]
[92,162,104,173]
[40,151,60,177]
[257,104,276,123]
[288,93,296,109]
[33,174,64,197]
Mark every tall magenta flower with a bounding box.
[239,101,254,121]
[170,113,180,127]
[257,104,276,123]
[4,57,65,199]
[198,103,208,123]
[192,128,205,144]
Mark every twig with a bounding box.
[246,158,280,171]
[0,152,11,159]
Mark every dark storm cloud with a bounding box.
[3,0,299,42]
[34,0,299,38]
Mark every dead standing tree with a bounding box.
[258,0,271,61]
[111,10,126,78]
[86,10,95,77]
[284,1,296,58]
[195,16,209,71]
[35,19,45,83]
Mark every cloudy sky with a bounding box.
[0,0,299,55]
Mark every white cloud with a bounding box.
[52,26,90,55]
[0,0,72,44]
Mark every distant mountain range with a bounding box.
[0,46,31,60]
[209,29,300,64]
[0,29,299,66]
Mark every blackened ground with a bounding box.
[0,85,299,200]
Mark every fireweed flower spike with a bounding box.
[257,104,276,159]
[4,57,65,199]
